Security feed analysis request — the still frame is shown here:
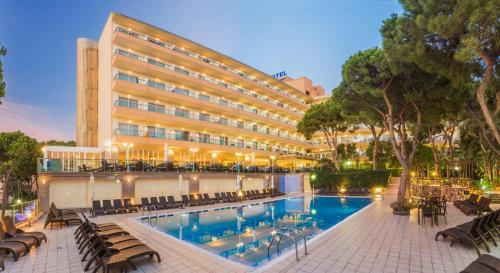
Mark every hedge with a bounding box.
[310,170,390,189]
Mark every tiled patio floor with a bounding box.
[4,183,499,273]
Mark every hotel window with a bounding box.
[252,108,258,114]
[174,88,189,96]
[118,73,138,83]
[237,121,244,129]
[265,127,270,134]
[200,133,210,144]
[252,141,258,149]
[118,123,138,136]
[219,99,228,106]
[175,108,189,118]
[146,126,156,138]
[199,94,210,101]
[175,130,189,141]
[237,139,244,148]
[219,136,228,146]
[199,113,210,121]
[252,124,258,132]
[147,80,165,90]
[156,128,165,138]
[174,67,189,76]
[148,102,165,113]
[237,104,244,110]
[219,117,228,126]
[118,97,138,109]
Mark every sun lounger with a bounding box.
[436,216,490,255]
[150,197,166,210]
[158,196,173,209]
[102,200,117,215]
[91,200,105,216]
[460,254,500,273]
[181,195,191,206]
[167,196,183,208]
[454,193,478,208]
[0,223,36,253]
[113,199,128,214]
[141,197,154,211]
[124,198,138,213]
[0,239,28,261]
[2,216,47,246]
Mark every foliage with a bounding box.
[310,169,390,189]
[0,131,41,180]
[365,141,399,169]
[297,99,348,167]
[382,0,500,147]
[472,178,494,191]
[0,44,5,105]
[39,140,76,147]
[413,144,434,168]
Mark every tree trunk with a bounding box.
[1,169,11,218]
[476,49,500,145]
[398,166,410,202]
[372,139,379,170]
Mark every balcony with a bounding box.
[113,100,310,146]
[112,72,300,131]
[112,49,304,119]
[113,26,309,107]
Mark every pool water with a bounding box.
[138,196,372,267]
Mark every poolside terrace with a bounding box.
[3,182,499,273]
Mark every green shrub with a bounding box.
[310,170,390,189]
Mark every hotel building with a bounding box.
[75,12,339,169]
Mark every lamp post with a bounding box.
[189,148,198,171]
[270,155,276,173]
[123,143,134,171]
[235,152,242,173]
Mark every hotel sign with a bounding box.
[271,71,287,79]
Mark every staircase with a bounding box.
[385,177,400,196]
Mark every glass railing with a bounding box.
[114,49,303,117]
[114,100,305,143]
[115,26,306,105]
[36,158,313,174]
[8,199,41,225]
[114,71,300,129]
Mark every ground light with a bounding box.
[310,208,317,215]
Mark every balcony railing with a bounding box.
[114,71,300,129]
[115,26,307,105]
[114,49,303,118]
[37,158,315,174]
[114,100,305,143]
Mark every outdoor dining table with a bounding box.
[416,197,445,226]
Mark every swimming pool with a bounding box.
[138,196,372,267]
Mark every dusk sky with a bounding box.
[0,0,402,141]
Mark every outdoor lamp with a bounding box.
[311,174,317,181]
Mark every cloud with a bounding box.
[0,100,75,141]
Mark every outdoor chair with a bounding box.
[421,200,435,226]
[102,200,117,215]
[113,199,128,214]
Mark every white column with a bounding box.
[251,152,255,168]
[164,143,168,162]
[43,150,48,170]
